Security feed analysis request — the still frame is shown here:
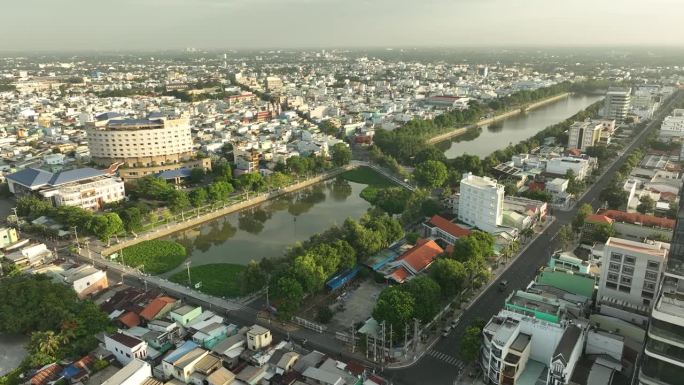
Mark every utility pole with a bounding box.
[389,323,393,362]
[72,226,81,251]
[11,207,20,237]
[414,318,420,352]
[351,322,356,353]
[84,240,91,261]
[186,261,192,286]
[404,323,409,357]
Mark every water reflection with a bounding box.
[164,178,371,271]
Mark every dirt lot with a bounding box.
[330,279,384,329]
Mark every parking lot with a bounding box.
[330,279,385,329]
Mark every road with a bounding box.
[382,91,682,385]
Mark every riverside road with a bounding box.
[382,91,682,385]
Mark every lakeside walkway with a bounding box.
[426,92,571,144]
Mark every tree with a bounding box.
[273,276,304,321]
[237,172,266,192]
[430,258,467,298]
[189,168,205,184]
[590,223,616,243]
[120,207,143,233]
[372,286,416,339]
[268,172,291,189]
[600,183,628,209]
[405,277,441,323]
[241,260,268,294]
[189,188,208,207]
[316,306,334,324]
[460,325,483,362]
[414,146,447,165]
[319,120,339,136]
[331,143,352,167]
[414,160,448,188]
[292,254,326,293]
[88,213,124,243]
[637,195,656,214]
[207,181,234,202]
[573,203,593,232]
[168,190,190,213]
[558,224,574,250]
[666,201,679,219]
[372,187,413,215]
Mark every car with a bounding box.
[451,316,461,328]
[498,280,508,291]
[442,326,451,337]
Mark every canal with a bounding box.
[164,177,372,270]
[437,94,604,158]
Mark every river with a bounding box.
[437,94,604,158]
[163,178,371,271]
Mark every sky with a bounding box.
[2,0,684,51]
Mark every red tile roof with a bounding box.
[30,364,61,385]
[429,215,471,238]
[598,209,675,229]
[528,182,545,192]
[118,311,141,328]
[584,214,614,225]
[389,267,411,283]
[398,239,443,273]
[139,296,177,321]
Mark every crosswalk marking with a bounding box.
[427,349,465,369]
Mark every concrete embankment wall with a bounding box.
[426,92,571,145]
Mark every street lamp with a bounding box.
[186,261,192,286]
[72,226,81,252]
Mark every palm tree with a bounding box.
[29,331,62,357]
[520,228,534,242]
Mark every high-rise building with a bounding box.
[598,237,669,326]
[458,172,504,233]
[638,189,684,385]
[567,120,602,150]
[87,116,211,180]
[603,87,632,123]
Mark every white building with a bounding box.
[102,359,152,385]
[598,237,669,326]
[603,87,631,123]
[61,265,108,299]
[104,333,148,365]
[246,325,272,351]
[659,109,684,138]
[458,172,504,233]
[545,157,591,180]
[567,120,602,150]
[6,167,125,211]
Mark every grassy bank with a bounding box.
[119,240,187,274]
[169,263,246,298]
[341,166,395,187]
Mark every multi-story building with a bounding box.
[246,325,272,351]
[603,87,632,123]
[101,359,152,385]
[6,167,125,210]
[61,265,109,299]
[104,333,148,365]
[567,120,602,150]
[87,116,211,180]
[458,172,504,233]
[659,109,684,138]
[598,237,669,326]
[545,157,592,180]
[638,190,684,385]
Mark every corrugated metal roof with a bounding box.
[48,168,105,186]
[6,168,53,188]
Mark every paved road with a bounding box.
[382,91,682,385]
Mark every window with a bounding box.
[606,282,618,289]
[644,281,656,291]
[623,256,635,265]
[619,285,631,293]
[607,273,619,282]
[621,276,632,285]
[647,261,660,270]
[642,290,654,299]
[645,271,658,281]
[610,252,623,262]
[622,266,634,275]
[609,262,621,272]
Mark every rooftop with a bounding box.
[107,332,144,349]
[605,237,669,258]
[101,359,148,385]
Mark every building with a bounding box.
[383,239,444,283]
[87,116,210,180]
[0,227,19,249]
[659,109,684,138]
[101,359,152,385]
[265,76,283,91]
[3,243,52,270]
[169,305,203,327]
[6,167,125,210]
[638,188,684,385]
[458,172,505,233]
[139,296,178,322]
[545,157,592,180]
[61,265,108,299]
[422,215,471,245]
[246,325,272,351]
[598,237,669,326]
[567,120,602,150]
[104,333,148,365]
[603,87,632,123]
[161,344,210,383]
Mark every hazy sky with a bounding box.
[3,0,683,51]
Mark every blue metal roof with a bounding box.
[107,118,163,128]
[96,112,122,121]
[6,168,53,188]
[48,168,106,186]
[163,340,199,363]
[156,168,193,180]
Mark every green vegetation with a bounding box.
[459,320,486,361]
[0,275,113,372]
[119,240,187,274]
[169,263,246,298]
[341,166,395,187]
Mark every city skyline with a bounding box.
[3,0,684,51]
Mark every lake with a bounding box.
[438,94,605,158]
[163,178,372,271]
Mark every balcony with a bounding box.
[645,339,684,364]
[640,355,684,385]
[502,365,517,378]
[649,319,684,346]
